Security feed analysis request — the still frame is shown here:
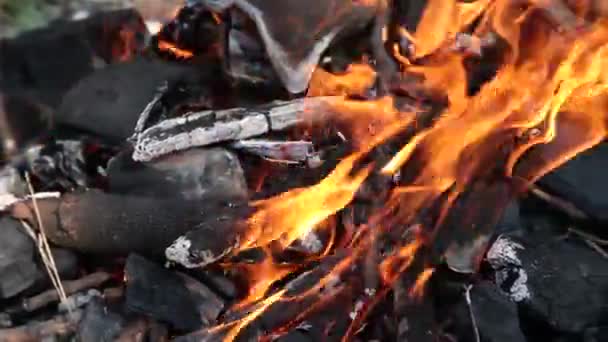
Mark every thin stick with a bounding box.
[24,173,71,314]
[19,272,111,313]
[463,284,480,342]
[530,186,588,220]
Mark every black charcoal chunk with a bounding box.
[0,9,147,114]
[125,254,224,332]
[56,58,196,143]
[107,147,247,201]
[470,281,526,342]
[0,217,39,299]
[486,234,608,334]
[538,142,608,222]
[77,298,125,342]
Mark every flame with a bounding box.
[223,289,287,342]
[231,254,297,309]
[205,1,608,339]
[157,40,194,59]
[307,64,377,97]
[241,153,371,251]
[409,267,435,300]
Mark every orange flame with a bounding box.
[157,40,194,59]
[409,267,435,300]
[209,1,608,339]
[241,153,371,251]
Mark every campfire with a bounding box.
[0,0,607,341]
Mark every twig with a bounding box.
[17,272,111,313]
[568,227,608,245]
[0,309,83,341]
[567,227,608,259]
[530,186,588,220]
[463,284,480,342]
[23,173,71,315]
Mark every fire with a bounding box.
[307,63,377,97]
[241,153,371,251]
[192,1,608,340]
[157,40,194,59]
[409,267,435,300]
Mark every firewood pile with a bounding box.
[0,0,607,341]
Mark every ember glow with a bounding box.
[157,40,194,59]
[170,1,608,340]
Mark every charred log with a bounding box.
[10,189,248,255]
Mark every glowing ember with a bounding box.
[157,40,194,59]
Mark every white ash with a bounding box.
[165,236,199,268]
[165,235,237,268]
[364,287,376,297]
[58,289,101,312]
[486,235,531,302]
[349,300,365,320]
[299,231,323,253]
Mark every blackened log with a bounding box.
[10,189,248,255]
[107,147,248,201]
[131,96,336,161]
[165,209,252,268]
[56,58,201,144]
[125,254,224,332]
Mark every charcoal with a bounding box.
[17,140,95,192]
[470,281,526,342]
[76,298,125,342]
[107,147,247,201]
[537,142,608,222]
[11,189,248,255]
[165,204,252,268]
[203,0,383,93]
[0,9,147,109]
[0,217,39,299]
[486,234,608,334]
[56,58,200,144]
[125,254,224,332]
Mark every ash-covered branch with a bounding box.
[131,97,336,161]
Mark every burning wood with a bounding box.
[131,97,337,162]
[1,0,608,341]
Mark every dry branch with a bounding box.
[131,97,337,161]
[17,272,111,313]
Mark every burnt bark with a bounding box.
[10,189,247,255]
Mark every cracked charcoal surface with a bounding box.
[125,254,224,333]
[538,142,608,222]
[486,233,608,334]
